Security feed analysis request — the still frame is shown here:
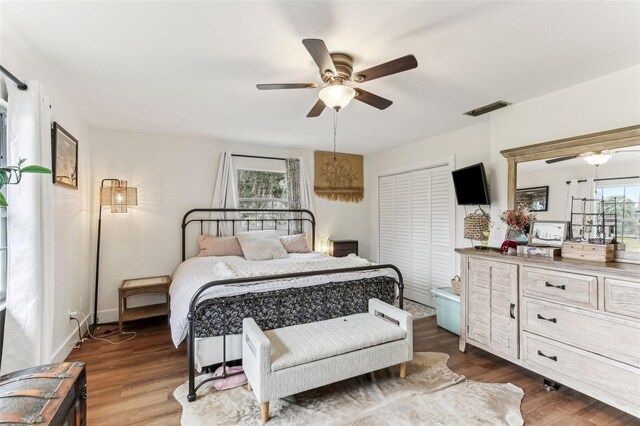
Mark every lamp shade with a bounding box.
[319,84,356,110]
[583,153,611,166]
[100,180,138,213]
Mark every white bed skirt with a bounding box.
[194,334,243,371]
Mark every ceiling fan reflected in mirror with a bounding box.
[256,39,418,117]
[545,149,640,165]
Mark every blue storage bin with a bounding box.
[431,287,461,335]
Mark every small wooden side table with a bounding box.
[119,275,171,334]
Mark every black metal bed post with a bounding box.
[185,264,403,401]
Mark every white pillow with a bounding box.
[279,234,311,253]
[235,230,289,261]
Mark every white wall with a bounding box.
[89,128,371,322]
[1,20,93,362]
[366,64,640,275]
[489,65,640,215]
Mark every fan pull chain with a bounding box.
[333,109,339,162]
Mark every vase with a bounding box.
[507,229,528,244]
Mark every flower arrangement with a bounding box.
[501,205,536,232]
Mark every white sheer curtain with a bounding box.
[1,81,54,374]
[210,151,239,236]
[566,178,595,240]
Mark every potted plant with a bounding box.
[0,158,52,206]
[500,205,536,244]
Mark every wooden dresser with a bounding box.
[456,248,640,417]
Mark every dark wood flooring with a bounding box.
[66,317,638,425]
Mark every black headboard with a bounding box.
[181,208,316,261]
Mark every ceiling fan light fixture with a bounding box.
[583,153,612,166]
[319,84,356,110]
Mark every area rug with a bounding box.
[174,352,524,425]
[396,299,436,320]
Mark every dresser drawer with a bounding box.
[604,278,640,320]
[522,298,640,367]
[522,332,640,418]
[522,266,597,309]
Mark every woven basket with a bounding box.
[464,211,490,240]
[451,275,461,295]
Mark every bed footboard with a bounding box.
[186,264,404,402]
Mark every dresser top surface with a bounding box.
[455,247,640,279]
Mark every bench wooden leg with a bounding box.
[399,362,407,378]
[247,382,252,392]
[261,401,269,422]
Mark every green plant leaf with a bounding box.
[20,165,52,174]
[18,158,26,167]
[0,172,6,185]
[0,192,7,207]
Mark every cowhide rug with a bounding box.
[174,352,524,425]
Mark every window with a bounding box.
[0,104,7,304]
[595,180,640,252]
[237,168,288,231]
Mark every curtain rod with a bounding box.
[565,175,639,184]
[232,154,287,162]
[0,64,28,91]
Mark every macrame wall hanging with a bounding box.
[314,150,364,202]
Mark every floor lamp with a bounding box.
[93,179,138,330]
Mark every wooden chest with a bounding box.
[562,242,614,262]
[0,362,86,425]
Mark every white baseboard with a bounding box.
[51,312,91,363]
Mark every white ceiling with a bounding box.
[2,1,639,155]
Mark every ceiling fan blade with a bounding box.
[545,155,580,164]
[611,149,640,153]
[302,39,336,77]
[307,99,326,118]
[353,55,418,83]
[354,89,393,110]
[256,83,318,90]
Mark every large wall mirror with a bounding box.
[501,125,640,263]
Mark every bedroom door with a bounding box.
[378,165,454,307]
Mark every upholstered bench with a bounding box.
[242,298,413,422]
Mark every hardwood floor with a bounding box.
[66,317,638,425]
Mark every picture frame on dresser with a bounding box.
[528,221,570,248]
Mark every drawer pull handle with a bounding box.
[536,314,557,323]
[537,350,557,362]
[545,282,566,290]
[509,303,516,319]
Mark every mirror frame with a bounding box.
[500,124,640,263]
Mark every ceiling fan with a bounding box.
[257,39,418,117]
[546,149,640,165]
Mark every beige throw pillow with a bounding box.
[279,234,311,253]
[198,236,244,257]
[236,230,289,261]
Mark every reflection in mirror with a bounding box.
[517,146,640,252]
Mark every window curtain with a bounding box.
[210,151,239,236]
[1,81,55,374]
[286,158,314,247]
[566,178,595,240]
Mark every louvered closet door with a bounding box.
[429,167,454,305]
[378,164,454,307]
[410,170,431,305]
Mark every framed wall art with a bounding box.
[528,220,570,248]
[52,122,78,189]
[516,185,548,212]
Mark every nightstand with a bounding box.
[118,275,171,334]
[330,240,359,257]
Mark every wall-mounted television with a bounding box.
[451,163,491,205]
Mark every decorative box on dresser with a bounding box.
[456,248,640,417]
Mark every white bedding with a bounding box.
[169,252,397,348]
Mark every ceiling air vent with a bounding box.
[464,100,511,117]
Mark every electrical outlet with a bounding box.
[69,311,80,320]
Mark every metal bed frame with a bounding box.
[181,208,404,402]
